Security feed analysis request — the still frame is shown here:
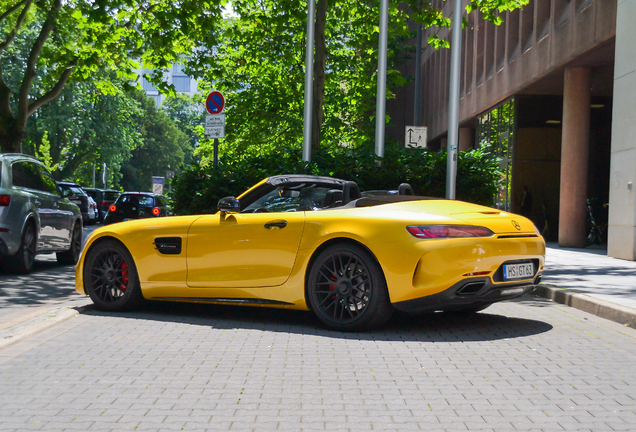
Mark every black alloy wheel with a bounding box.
[84,240,143,311]
[307,243,393,331]
[8,222,36,274]
[57,221,82,265]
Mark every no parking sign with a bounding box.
[206,91,225,115]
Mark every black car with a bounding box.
[103,192,172,225]
[84,188,121,223]
[56,181,91,223]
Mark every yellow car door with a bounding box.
[186,211,305,288]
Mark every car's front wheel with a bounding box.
[307,243,393,331]
[83,239,143,311]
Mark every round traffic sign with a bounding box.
[206,91,225,115]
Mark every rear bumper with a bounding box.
[392,275,540,314]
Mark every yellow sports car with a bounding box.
[76,175,545,331]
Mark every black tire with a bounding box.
[7,221,37,274]
[306,243,393,331]
[83,239,143,311]
[57,221,82,265]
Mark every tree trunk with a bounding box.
[0,128,25,153]
[311,0,328,153]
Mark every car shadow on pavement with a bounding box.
[81,297,553,342]
[0,256,78,309]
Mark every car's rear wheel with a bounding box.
[7,221,36,274]
[307,243,393,331]
[83,240,143,311]
[57,221,82,265]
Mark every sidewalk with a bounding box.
[538,242,636,327]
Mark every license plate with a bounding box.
[123,218,131,221]
[503,263,534,280]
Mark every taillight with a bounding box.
[109,205,117,212]
[406,225,494,239]
[152,207,161,216]
[0,195,9,206]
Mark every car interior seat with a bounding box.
[398,183,414,195]
[322,189,344,208]
[342,181,362,204]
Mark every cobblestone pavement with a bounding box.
[0,225,97,317]
[1,297,635,431]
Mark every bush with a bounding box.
[170,145,502,215]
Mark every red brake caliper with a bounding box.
[120,262,129,291]
[329,274,337,299]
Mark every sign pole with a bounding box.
[302,0,316,162]
[214,138,219,171]
[446,0,463,200]
[374,0,389,159]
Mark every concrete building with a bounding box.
[388,0,636,260]
[138,63,199,105]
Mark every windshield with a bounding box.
[119,195,154,207]
[243,186,334,213]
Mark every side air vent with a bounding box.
[154,237,182,255]
[456,281,486,296]
[498,234,539,239]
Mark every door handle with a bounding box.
[264,220,287,229]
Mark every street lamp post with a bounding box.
[445,0,463,200]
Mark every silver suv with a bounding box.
[0,154,83,273]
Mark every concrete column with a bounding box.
[608,0,636,260]
[459,128,473,151]
[558,67,591,248]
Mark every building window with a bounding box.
[173,63,187,76]
[575,0,593,13]
[521,0,534,53]
[152,95,162,106]
[465,14,474,94]
[486,19,495,80]
[142,77,157,91]
[555,0,571,28]
[173,76,191,93]
[536,0,551,41]
[476,14,485,86]
[508,9,520,62]
[477,98,515,211]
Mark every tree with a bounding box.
[161,93,205,165]
[195,0,528,165]
[22,77,143,187]
[0,0,223,153]
[119,91,191,192]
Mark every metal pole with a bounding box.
[213,138,219,170]
[445,0,463,200]
[302,0,316,162]
[92,164,95,188]
[414,4,422,126]
[374,0,389,158]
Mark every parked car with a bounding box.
[0,153,83,273]
[84,188,121,223]
[77,175,545,331]
[103,192,172,225]
[56,181,91,224]
[87,195,98,225]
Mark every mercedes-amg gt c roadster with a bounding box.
[76,175,545,331]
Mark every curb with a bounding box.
[535,284,636,328]
[0,306,86,350]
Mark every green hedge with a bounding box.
[170,145,502,215]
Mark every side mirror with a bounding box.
[217,196,240,214]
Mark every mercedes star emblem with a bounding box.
[511,220,521,230]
